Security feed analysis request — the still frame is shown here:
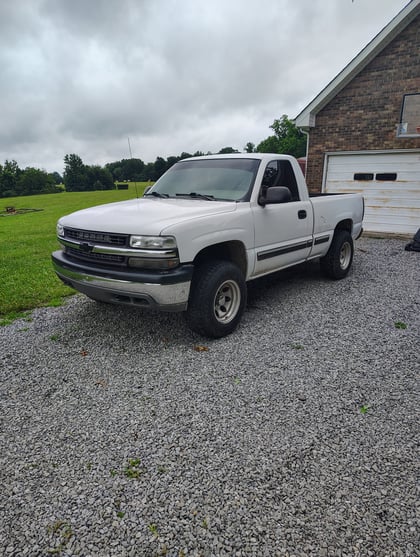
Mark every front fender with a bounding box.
[161,204,254,265]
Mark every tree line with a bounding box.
[1,115,306,197]
[0,160,63,198]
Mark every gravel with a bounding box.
[0,236,419,557]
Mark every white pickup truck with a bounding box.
[52,154,364,337]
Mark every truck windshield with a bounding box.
[146,158,260,201]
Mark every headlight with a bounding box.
[130,235,177,249]
[128,235,179,269]
[57,222,65,237]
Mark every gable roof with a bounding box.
[295,0,420,129]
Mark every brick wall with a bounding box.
[306,15,420,193]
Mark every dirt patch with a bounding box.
[0,207,43,216]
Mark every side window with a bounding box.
[278,160,300,201]
[262,161,279,187]
[261,160,300,202]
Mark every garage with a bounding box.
[323,151,420,234]
[295,2,420,235]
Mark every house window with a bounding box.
[376,173,397,181]
[354,173,374,181]
[397,93,420,137]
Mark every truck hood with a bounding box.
[59,197,237,235]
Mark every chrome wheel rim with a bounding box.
[213,280,241,323]
[340,242,352,269]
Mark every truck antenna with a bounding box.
[127,137,139,199]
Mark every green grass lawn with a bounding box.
[0,183,150,324]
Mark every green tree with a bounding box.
[97,167,114,190]
[166,156,180,170]
[50,171,63,185]
[123,158,145,181]
[179,152,193,160]
[256,115,306,158]
[0,160,21,197]
[87,165,114,190]
[218,147,239,154]
[244,142,255,153]
[271,115,307,157]
[153,157,167,180]
[63,154,88,191]
[256,136,280,153]
[17,167,57,196]
[106,158,145,181]
[141,162,155,181]
[111,166,123,181]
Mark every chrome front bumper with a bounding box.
[52,251,193,311]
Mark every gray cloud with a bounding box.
[0,0,409,172]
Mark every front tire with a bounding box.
[186,260,247,338]
[320,230,354,280]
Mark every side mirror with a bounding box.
[259,186,292,207]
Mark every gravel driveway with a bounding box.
[1,237,418,557]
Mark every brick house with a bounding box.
[295,0,420,234]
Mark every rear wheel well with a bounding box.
[335,219,352,235]
[193,241,247,276]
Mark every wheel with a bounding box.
[185,260,247,338]
[320,230,354,280]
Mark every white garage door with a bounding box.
[324,151,420,234]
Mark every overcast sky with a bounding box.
[0,0,410,173]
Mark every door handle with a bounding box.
[298,210,307,219]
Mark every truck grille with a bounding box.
[66,247,126,266]
[64,227,128,247]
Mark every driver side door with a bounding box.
[252,160,313,276]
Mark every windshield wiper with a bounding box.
[144,191,170,198]
[175,192,215,200]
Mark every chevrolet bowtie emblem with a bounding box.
[80,242,94,253]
